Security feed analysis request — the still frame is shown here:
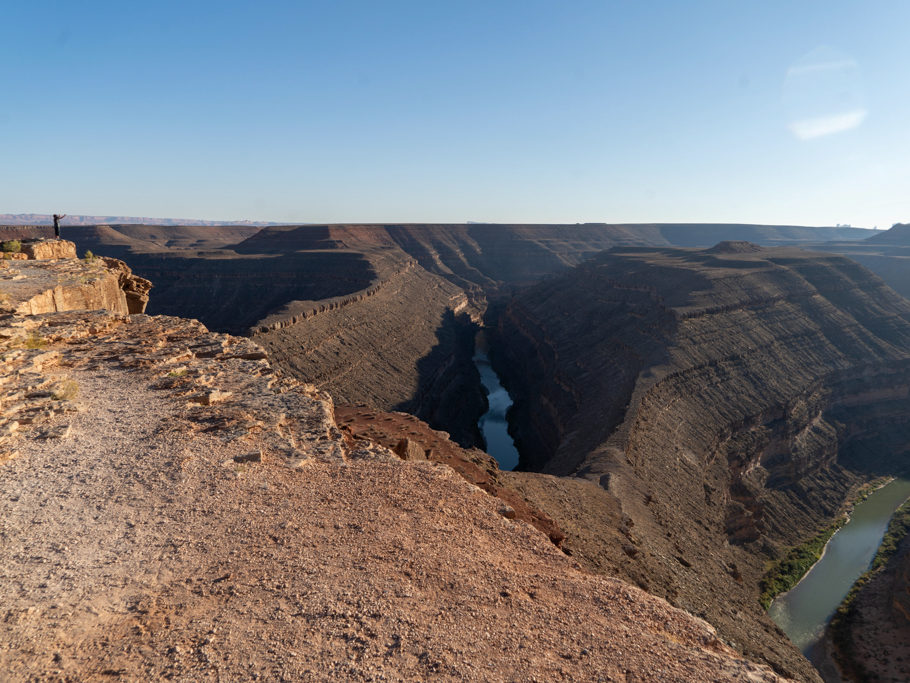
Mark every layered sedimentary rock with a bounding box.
[137,250,380,334]
[238,224,670,445]
[7,223,871,451]
[492,245,910,680]
[23,223,872,333]
[0,257,790,682]
[254,264,486,446]
[817,224,910,303]
[20,239,77,260]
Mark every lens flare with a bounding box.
[783,46,867,140]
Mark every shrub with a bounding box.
[83,250,95,261]
[1,240,21,253]
[23,332,47,349]
[52,379,79,401]
[759,518,846,608]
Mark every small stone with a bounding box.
[233,450,262,464]
[201,389,233,406]
[37,424,71,440]
[393,438,427,461]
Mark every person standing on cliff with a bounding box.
[53,214,66,240]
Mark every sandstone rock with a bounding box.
[100,257,151,313]
[393,438,427,461]
[21,239,77,260]
[198,389,233,406]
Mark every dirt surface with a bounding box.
[336,404,565,545]
[0,397,787,680]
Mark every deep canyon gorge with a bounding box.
[6,222,910,681]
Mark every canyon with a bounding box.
[5,222,910,681]
[0,241,789,681]
[10,221,876,451]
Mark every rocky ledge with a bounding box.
[1,239,151,316]
[0,253,790,680]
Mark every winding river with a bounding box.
[769,478,910,675]
[473,333,520,471]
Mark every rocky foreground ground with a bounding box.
[0,243,790,680]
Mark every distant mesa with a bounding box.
[0,213,280,228]
[706,240,764,254]
[865,223,910,244]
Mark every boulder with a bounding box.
[393,437,427,461]
[21,240,77,260]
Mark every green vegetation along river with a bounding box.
[768,478,910,671]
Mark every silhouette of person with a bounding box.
[53,214,66,239]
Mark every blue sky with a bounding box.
[2,1,909,227]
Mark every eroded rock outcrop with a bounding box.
[0,256,792,682]
[818,223,910,306]
[0,240,150,316]
[20,239,77,260]
[492,246,910,680]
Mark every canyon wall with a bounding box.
[491,245,910,680]
[27,223,677,445]
[238,224,678,446]
[34,222,875,334]
[254,264,487,447]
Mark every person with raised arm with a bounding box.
[53,213,66,239]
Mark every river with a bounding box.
[473,333,520,471]
[768,478,910,676]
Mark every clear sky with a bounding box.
[2,1,909,227]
